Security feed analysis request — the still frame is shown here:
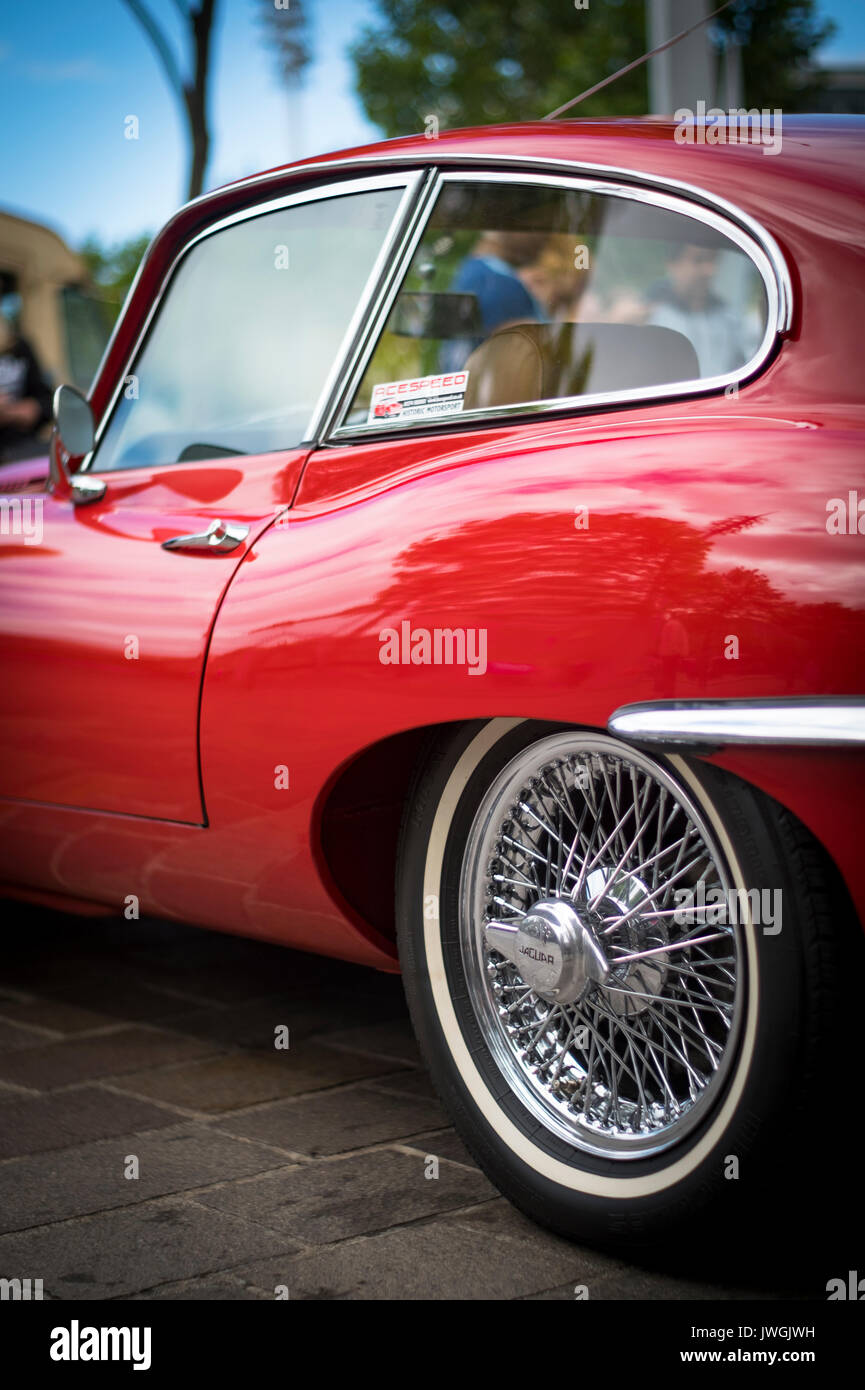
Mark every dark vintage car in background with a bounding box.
[1,116,863,1242]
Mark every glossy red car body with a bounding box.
[1,117,863,970]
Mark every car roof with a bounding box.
[236,114,865,196]
[88,115,863,420]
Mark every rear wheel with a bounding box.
[397,718,842,1244]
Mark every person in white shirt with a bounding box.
[646,243,744,378]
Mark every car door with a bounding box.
[0,173,417,823]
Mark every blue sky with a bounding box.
[0,0,862,248]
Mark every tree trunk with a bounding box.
[184,0,216,202]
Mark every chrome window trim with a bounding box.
[150,149,794,334]
[79,148,794,470]
[80,170,425,475]
[315,167,443,443]
[608,699,865,748]
[83,149,793,432]
[326,166,784,443]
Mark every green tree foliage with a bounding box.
[351,0,834,137]
[254,0,311,83]
[79,233,154,327]
[715,0,835,110]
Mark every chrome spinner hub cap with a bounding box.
[485,898,611,1005]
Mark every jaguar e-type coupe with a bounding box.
[1,115,863,1242]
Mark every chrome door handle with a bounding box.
[162,519,249,554]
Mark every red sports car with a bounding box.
[1,116,863,1243]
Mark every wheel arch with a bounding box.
[314,715,863,963]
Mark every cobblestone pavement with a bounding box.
[0,906,816,1301]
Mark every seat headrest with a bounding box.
[463,321,700,411]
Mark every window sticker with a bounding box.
[368,371,469,424]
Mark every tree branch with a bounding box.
[119,0,187,105]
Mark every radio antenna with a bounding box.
[543,0,738,120]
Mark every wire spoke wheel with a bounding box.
[459,733,744,1159]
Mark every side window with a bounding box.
[61,286,111,393]
[92,185,403,471]
[343,179,770,429]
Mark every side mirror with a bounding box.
[50,385,105,504]
[54,384,95,456]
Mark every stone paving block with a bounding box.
[0,1026,222,1092]
[0,1196,301,1300]
[156,992,407,1052]
[593,1269,745,1300]
[522,1270,799,1300]
[0,965,200,1021]
[0,1124,291,1233]
[190,1147,496,1243]
[233,1215,589,1300]
[0,1019,48,1051]
[447,1198,636,1279]
[451,1195,590,1250]
[520,1281,613,1301]
[0,911,801,1301]
[399,1128,480,1170]
[519,1282,597,1301]
[0,996,122,1035]
[366,1070,440,1101]
[0,1087,179,1160]
[217,1082,447,1156]
[113,1047,411,1114]
[454,1202,818,1300]
[124,959,305,1008]
[126,1274,271,1300]
[319,1019,423,1066]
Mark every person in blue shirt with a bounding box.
[441,231,547,373]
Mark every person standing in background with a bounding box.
[0,313,53,464]
[440,230,548,373]
[646,243,744,377]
